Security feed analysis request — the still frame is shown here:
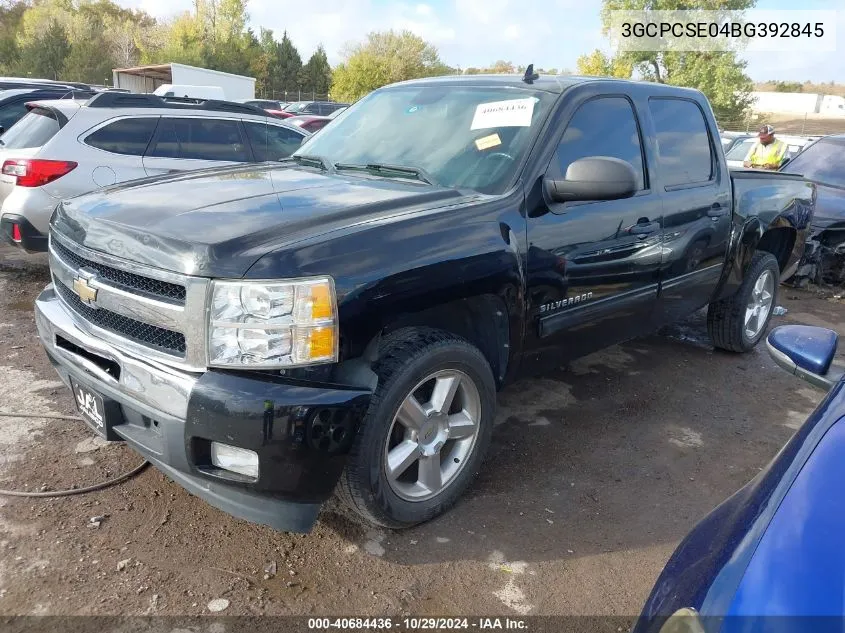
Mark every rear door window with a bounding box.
[84,117,159,155]
[648,98,714,188]
[244,122,305,161]
[147,117,249,161]
[0,107,60,149]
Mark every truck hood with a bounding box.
[52,163,465,277]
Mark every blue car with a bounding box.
[636,324,844,633]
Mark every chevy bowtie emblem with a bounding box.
[72,275,98,305]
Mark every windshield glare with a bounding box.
[296,86,556,194]
[784,139,845,188]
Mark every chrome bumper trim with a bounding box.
[35,284,197,419]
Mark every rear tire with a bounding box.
[707,251,780,352]
[338,327,496,529]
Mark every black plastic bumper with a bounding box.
[1,214,47,252]
[186,370,371,503]
[36,285,371,532]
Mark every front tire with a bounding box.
[707,251,780,352]
[339,327,496,528]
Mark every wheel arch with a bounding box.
[376,294,511,389]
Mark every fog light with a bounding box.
[210,442,259,479]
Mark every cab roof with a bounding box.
[388,73,706,99]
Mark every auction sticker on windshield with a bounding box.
[471,98,535,130]
[475,133,502,150]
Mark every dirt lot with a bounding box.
[0,243,843,620]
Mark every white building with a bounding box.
[750,91,845,117]
[112,63,256,101]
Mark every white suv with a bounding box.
[0,92,309,251]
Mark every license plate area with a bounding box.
[69,376,122,441]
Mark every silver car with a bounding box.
[0,92,309,251]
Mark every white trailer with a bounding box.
[750,92,823,115]
[112,63,256,100]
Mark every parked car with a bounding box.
[0,87,94,135]
[285,108,347,133]
[725,134,811,170]
[152,84,226,100]
[33,75,814,533]
[0,92,308,251]
[635,323,844,632]
[781,134,845,286]
[0,77,93,91]
[277,100,349,118]
[237,99,284,111]
[719,130,751,152]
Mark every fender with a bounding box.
[712,172,815,302]
[246,191,528,389]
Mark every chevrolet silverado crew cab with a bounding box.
[35,74,815,532]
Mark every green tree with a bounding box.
[576,49,632,77]
[277,31,302,94]
[299,45,332,97]
[23,18,69,79]
[591,0,755,119]
[487,60,515,73]
[772,80,802,93]
[0,0,28,74]
[331,30,448,102]
[251,27,278,96]
[62,21,113,83]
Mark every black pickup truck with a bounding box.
[34,74,815,532]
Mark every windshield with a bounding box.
[784,138,845,188]
[296,85,556,194]
[726,138,755,161]
[0,107,60,148]
[284,102,308,113]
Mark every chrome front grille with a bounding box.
[55,281,186,355]
[51,239,186,304]
[48,231,209,371]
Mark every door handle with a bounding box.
[708,204,728,218]
[630,221,659,235]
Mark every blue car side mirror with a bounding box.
[767,325,842,390]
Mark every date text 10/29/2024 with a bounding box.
[308,618,529,630]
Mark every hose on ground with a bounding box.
[0,411,149,498]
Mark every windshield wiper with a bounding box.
[335,162,439,186]
[291,154,335,172]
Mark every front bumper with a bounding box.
[35,285,370,532]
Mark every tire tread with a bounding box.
[708,251,780,353]
[338,327,493,528]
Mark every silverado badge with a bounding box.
[540,292,593,314]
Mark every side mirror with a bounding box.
[545,156,638,204]
[766,325,842,390]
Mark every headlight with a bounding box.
[208,277,338,368]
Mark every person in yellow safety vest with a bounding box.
[743,124,788,170]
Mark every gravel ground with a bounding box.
[0,243,842,620]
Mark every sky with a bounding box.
[116,0,844,83]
